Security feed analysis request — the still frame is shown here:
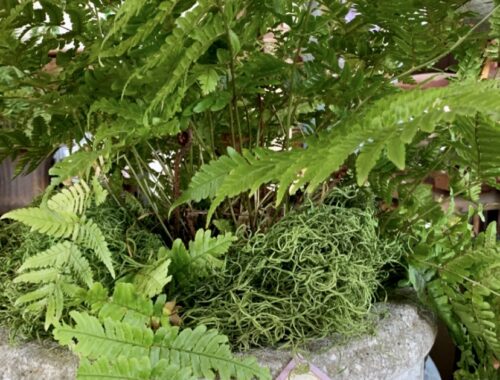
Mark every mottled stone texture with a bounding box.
[0,330,77,380]
[463,0,495,18]
[0,302,435,380]
[244,303,437,380]
[462,0,495,31]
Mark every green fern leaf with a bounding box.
[54,311,153,360]
[166,230,235,289]
[98,283,154,327]
[92,177,108,206]
[171,148,243,211]
[176,81,500,221]
[1,207,77,238]
[47,181,92,215]
[187,229,236,274]
[134,255,172,298]
[78,356,152,380]
[153,324,270,380]
[78,357,194,380]
[76,218,115,278]
[454,114,500,185]
[148,15,226,112]
[49,151,100,186]
[14,268,59,284]
[18,241,93,287]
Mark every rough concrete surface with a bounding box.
[0,302,435,379]
[246,302,437,380]
[0,330,77,380]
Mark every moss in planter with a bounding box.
[183,194,404,350]
[0,199,164,340]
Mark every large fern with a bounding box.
[174,81,500,221]
[1,180,114,328]
[420,222,500,378]
[55,282,270,380]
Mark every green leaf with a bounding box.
[54,311,153,360]
[49,151,100,186]
[1,207,77,238]
[98,283,154,327]
[198,68,219,95]
[134,256,172,298]
[228,29,241,55]
[386,137,406,169]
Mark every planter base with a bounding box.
[244,302,436,380]
[0,302,436,380]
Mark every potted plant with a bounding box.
[0,1,499,379]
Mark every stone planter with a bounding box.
[0,301,436,380]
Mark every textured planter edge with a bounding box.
[0,300,436,380]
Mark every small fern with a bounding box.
[164,229,236,291]
[1,180,114,328]
[55,282,270,380]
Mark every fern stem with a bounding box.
[123,154,173,241]
[284,1,315,145]
[218,0,244,151]
[395,4,500,80]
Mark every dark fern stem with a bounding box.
[172,128,193,238]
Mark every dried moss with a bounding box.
[184,195,404,350]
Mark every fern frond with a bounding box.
[171,148,244,210]
[78,356,152,380]
[1,207,77,238]
[49,151,100,186]
[47,180,92,215]
[153,324,269,380]
[98,283,154,328]
[134,255,172,298]
[18,241,93,287]
[78,357,194,380]
[100,1,179,58]
[425,222,500,369]
[148,14,226,112]
[187,229,236,274]
[55,311,270,380]
[166,230,235,289]
[76,218,115,278]
[92,177,108,207]
[174,81,500,221]
[54,311,153,359]
[454,114,500,185]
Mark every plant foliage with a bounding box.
[55,282,270,380]
[1,180,114,329]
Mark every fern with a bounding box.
[412,221,500,378]
[454,114,500,187]
[133,253,173,298]
[55,283,270,380]
[49,151,101,186]
[173,81,500,221]
[1,180,114,328]
[164,229,236,290]
[78,357,194,380]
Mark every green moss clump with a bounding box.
[0,199,164,340]
[184,199,404,350]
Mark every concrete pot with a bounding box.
[0,301,436,380]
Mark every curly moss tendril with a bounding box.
[184,198,404,350]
